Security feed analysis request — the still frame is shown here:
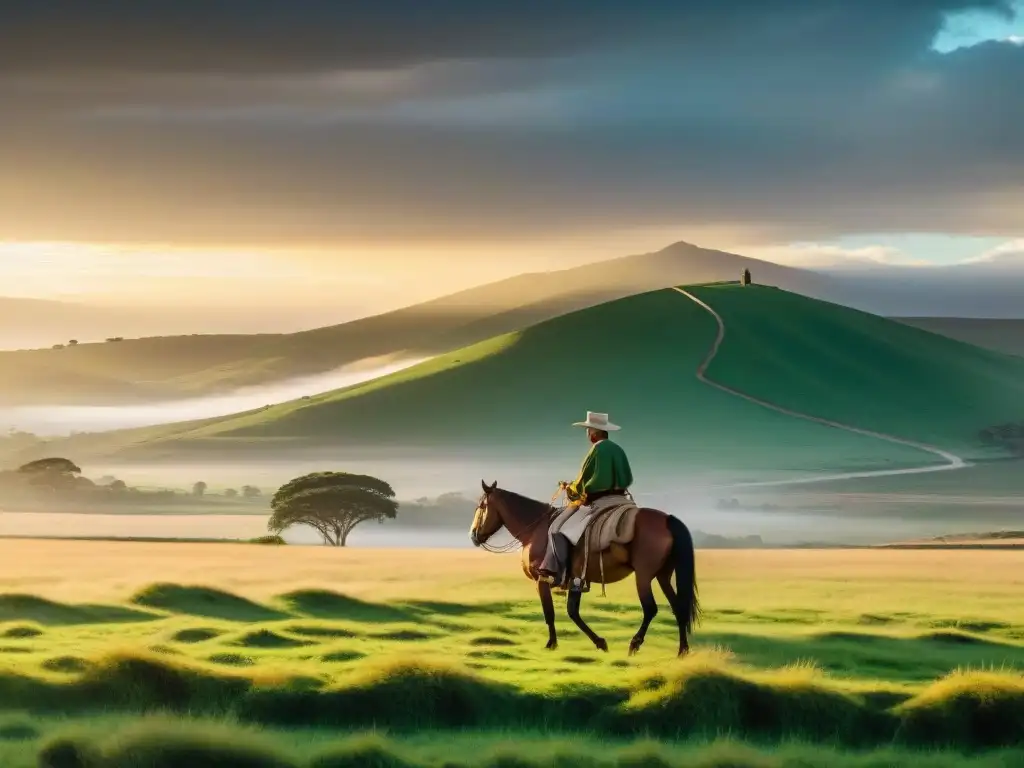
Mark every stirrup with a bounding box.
[569,576,590,594]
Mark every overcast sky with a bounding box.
[0,0,1021,307]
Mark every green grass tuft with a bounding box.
[37,736,102,768]
[277,590,411,623]
[234,630,313,649]
[897,670,1024,748]
[43,657,92,674]
[309,734,419,768]
[615,658,892,743]
[41,719,296,768]
[171,627,222,644]
[131,584,286,622]
[469,636,516,648]
[286,625,358,640]
[208,653,256,667]
[919,630,993,646]
[1,622,44,639]
[320,650,366,663]
[0,715,38,742]
[370,629,437,642]
[0,594,155,626]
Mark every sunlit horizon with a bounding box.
[2,232,1022,308]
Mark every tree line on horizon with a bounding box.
[0,457,266,507]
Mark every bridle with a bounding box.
[473,487,564,554]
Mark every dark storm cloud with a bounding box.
[1,0,1012,73]
[0,0,1021,244]
[0,0,768,73]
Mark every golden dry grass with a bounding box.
[1,540,1022,625]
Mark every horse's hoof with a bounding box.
[595,637,608,652]
[545,640,558,651]
[677,646,690,658]
[628,640,642,656]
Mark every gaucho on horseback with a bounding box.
[468,409,700,657]
[538,411,634,589]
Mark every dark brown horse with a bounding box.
[469,481,700,656]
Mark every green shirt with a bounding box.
[566,439,633,503]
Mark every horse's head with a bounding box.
[469,480,504,546]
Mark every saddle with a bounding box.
[550,494,639,593]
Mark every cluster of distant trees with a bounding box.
[47,336,125,350]
[0,457,152,500]
[0,457,266,510]
[191,481,262,499]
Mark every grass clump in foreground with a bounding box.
[130,584,287,622]
[29,718,1024,768]
[4,554,1024,762]
[4,649,1024,750]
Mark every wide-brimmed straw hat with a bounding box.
[572,411,620,431]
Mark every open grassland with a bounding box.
[0,541,1022,766]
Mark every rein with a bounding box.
[478,487,565,554]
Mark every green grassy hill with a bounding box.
[0,243,827,406]
[24,284,1024,484]
[691,285,1024,458]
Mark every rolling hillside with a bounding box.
[688,286,1024,458]
[0,242,830,406]
[19,285,1024,487]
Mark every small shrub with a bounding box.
[250,535,286,545]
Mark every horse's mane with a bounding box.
[494,487,553,518]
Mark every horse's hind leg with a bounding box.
[657,568,689,656]
[629,572,659,656]
[566,590,608,652]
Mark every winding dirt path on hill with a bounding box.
[672,287,967,488]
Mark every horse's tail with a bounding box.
[667,515,701,634]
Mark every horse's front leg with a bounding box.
[566,588,608,652]
[537,579,558,650]
[629,572,659,656]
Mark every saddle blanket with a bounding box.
[551,494,639,548]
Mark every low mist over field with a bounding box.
[0,354,429,435]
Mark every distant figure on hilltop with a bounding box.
[742,268,752,286]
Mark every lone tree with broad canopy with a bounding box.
[17,457,82,491]
[269,471,398,546]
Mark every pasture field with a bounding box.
[0,541,1022,766]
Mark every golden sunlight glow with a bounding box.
[0,224,756,309]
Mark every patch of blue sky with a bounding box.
[827,233,1007,265]
[932,2,1023,52]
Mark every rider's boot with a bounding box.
[538,533,571,589]
[553,533,572,589]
